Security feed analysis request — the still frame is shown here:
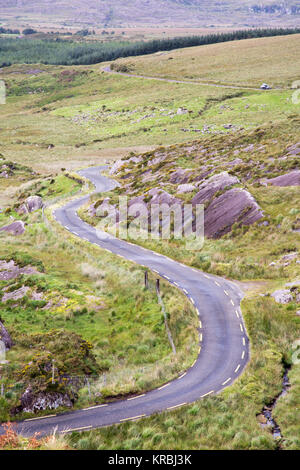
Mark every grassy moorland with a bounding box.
[112,33,300,88]
[0,33,299,449]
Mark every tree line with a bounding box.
[1,27,300,67]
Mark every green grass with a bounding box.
[113,34,300,88]
[0,33,299,448]
[0,197,198,421]
[66,295,300,450]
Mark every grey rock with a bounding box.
[281,252,298,262]
[109,159,125,175]
[2,286,30,303]
[0,260,39,281]
[13,387,73,414]
[192,172,239,205]
[286,142,300,156]
[177,183,196,194]
[169,168,193,184]
[271,289,293,304]
[266,170,300,187]
[18,195,43,214]
[203,188,263,239]
[0,220,25,236]
[0,320,13,350]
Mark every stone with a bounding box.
[286,142,300,156]
[192,172,239,205]
[271,290,293,304]
[203,188,263,239]
[169,168,193,184]
[147,188,182,206]
[0,260,39,281]
[177,183,196,194]
[0,220,25,236]
[0,320,13,349]
[2,286,30,303]
[109,159,125,175]
[281,252,298,262]
[12,387,73,414]
[266,170,300,187]
[18,195,43,214]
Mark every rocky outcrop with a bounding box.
[271,290,294,304]
[286,142,300,157]
[1,286,30,303]
[17,195,43,215]
[0,320,13,350]
[110,159,125,175]
[169,168,193,184]
[204,188,263,238]
[0,260,39,281]
[265,170,300,187]
[11,387,73,415]
[0,220,25,236]
[192,171,239,205]
[177,183,196,194]
[147,187,182,206]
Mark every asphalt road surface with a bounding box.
[3,166,249,437]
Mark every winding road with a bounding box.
[8,166,249,437]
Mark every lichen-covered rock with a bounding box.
[203,188,263,238]
[266,170,300,187]
[271,290,293,304]
[0,220,25,236]
[192,171,239,205]
[12,387,73,415]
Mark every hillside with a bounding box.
[0,0,300,29]
[0,33,299,450]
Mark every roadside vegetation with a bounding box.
[0,165,198,422]
[0,33,299,449]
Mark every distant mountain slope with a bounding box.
[0,0,299,28]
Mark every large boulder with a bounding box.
[265,170,300,187]
[0,220,25,236]
[17,195,43,215]
[271,290,293,304]
[192,171,239,205]
[204,188,263,238]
